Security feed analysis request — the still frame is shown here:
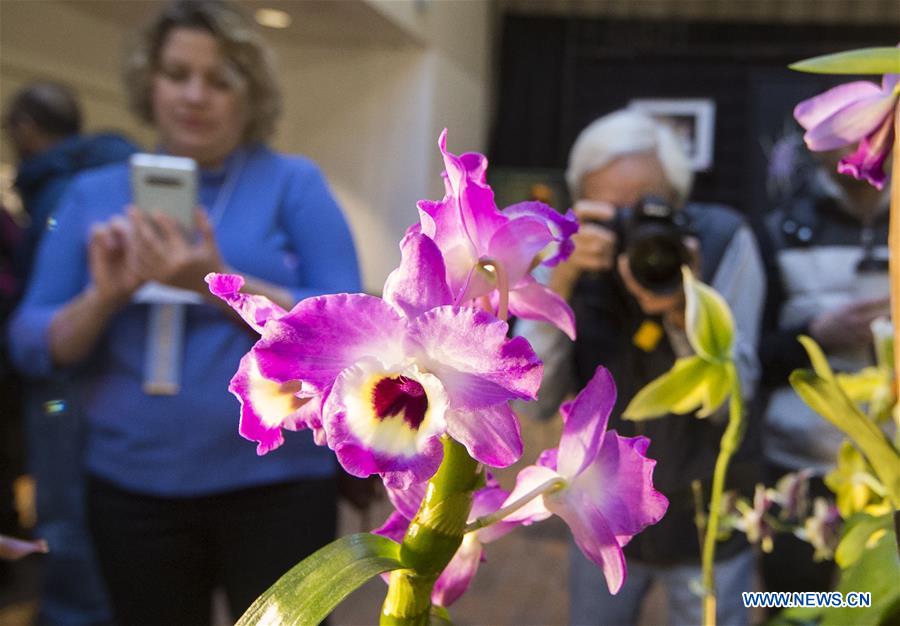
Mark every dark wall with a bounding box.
[489,15,899,215]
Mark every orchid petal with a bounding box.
[407,306,542,409]
[383,233,452,318]
[484,217,555,286]
[557,366,617,478]
[206,272,287,333]
[254,294,405,390]
[837,112,895,190]
[331,436,444,490]
[572,432,669,545]
[372,511,411,544]
[438,130,506,253]
[501,464,559,524]
[536,447,558,470]
[503,202,579,266]
[459,151,489,184]
[385,481,427,522]
[549,492,627,594]
[446,403,523,468]
[470,483,518,544]
[803,89,897,151]
[432,534,483,607]
[794,81,883,130]
[506,279,576,340]
[229,351,310,455]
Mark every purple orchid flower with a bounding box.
[794,73,899,189]
[207,274,326,453]
[735,484,775,553]
[208,233,542,489]
[416,131,578,339]
[771,469,813,521]
[500,367,668,594]
[373,475,519,607]
[798,497,841,562]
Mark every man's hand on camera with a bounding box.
[549,200,617,300]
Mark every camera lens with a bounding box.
[627,228,687,294]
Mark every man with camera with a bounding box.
[517,109,765,625]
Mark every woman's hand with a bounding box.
[88,216,144,309]
[127,206,226,294]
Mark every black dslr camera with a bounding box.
[609,196,692,295]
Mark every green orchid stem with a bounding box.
[701,362,744,626]
[380,437,480,625]
[465,477,566,534]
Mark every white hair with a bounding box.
[565,109,694,205]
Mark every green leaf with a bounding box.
[790,47,900,75]
[789,368,900,509]
[623,356,731,420]
[823,522,900,626]
[429,605,454,626]
[797,335,835,380]
[236,533,404,626]
[683,267,734,363]
[834,512,892,569]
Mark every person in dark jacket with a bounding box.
[755,137,889,600]
[4,82,136,280]
[3,81,136,626]
[517,110,765,625]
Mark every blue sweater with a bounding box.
[9,145,361,496]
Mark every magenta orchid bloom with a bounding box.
[735,484,775,553]
[208,233,542,488]
[416,130,578,338]
[794,73,899,189]
[374,476,519,607]
[207,273,326,453]
[501,367,668,594]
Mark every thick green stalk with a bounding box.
[701,362,744,626]
[380,437,480,625]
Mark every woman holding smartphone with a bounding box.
[8,1,361,622]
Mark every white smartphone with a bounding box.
[130,153,198,232]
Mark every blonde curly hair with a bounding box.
[123,0,282,145]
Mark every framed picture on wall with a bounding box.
[628,98,717,171]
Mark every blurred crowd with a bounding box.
[0,1,890,625]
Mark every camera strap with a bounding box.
[142,302,186,396]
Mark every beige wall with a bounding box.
[0,0,494,292]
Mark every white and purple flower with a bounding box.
[416,131,579,338]
[207,273,325,453]
[794,72,899,189]
[501,367,668,594]
[208,233,542,488]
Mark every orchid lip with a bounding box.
[373,375,429,429]
[334,357,449,459]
